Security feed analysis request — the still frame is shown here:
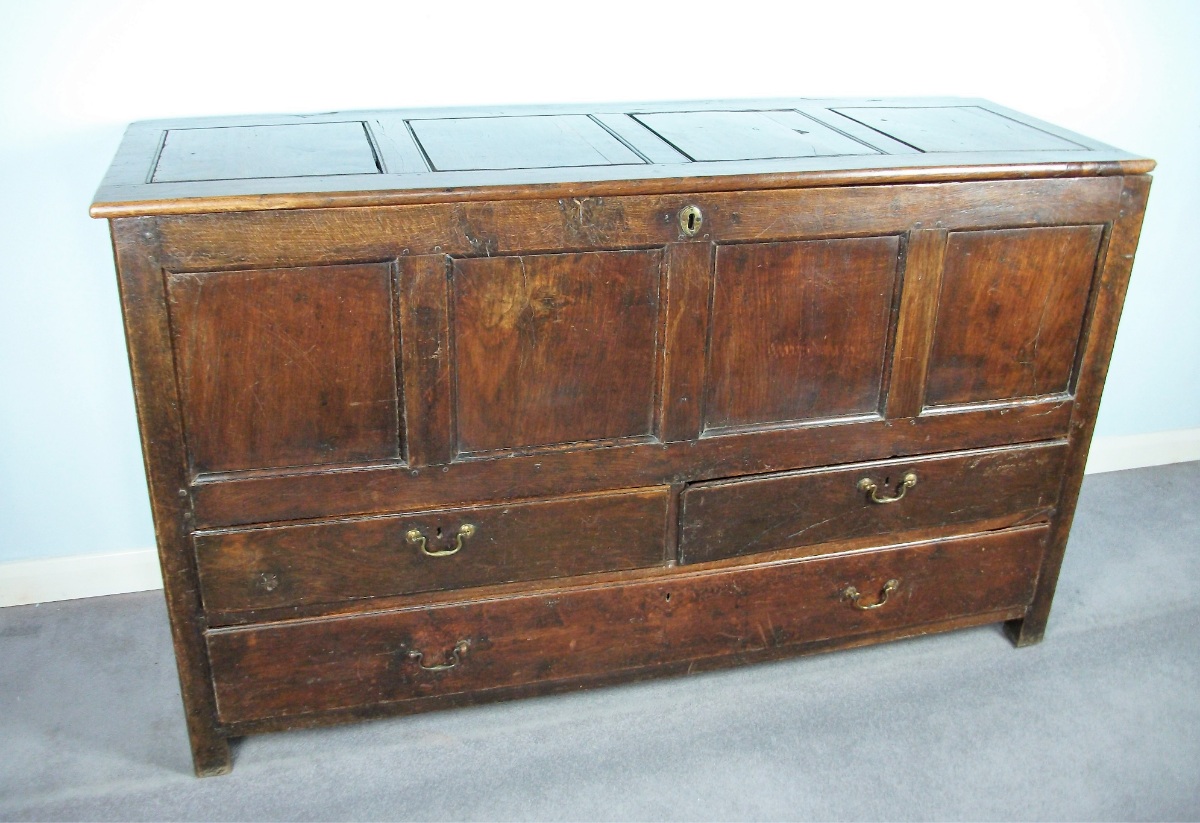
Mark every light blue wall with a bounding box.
[1,0,1197,564]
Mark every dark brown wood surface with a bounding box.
[93,98,1153,777]
[152,121,381,183]
[397,255,452,467]
[659,243,711,442]
[207,525,1048,724]
[151,177,1124,271]
[451,250,663,454]
[190,401,1075,529]
[110,219,232,776]
[167,263,400,474]
[832,105,1086,153]
[632,109,879,161]
[194,487,669,617]
[885,229,948,418]
[1007,175,1153,645]
[679,442,1066,564]
[91,98,1152,218]
[410,114,645,171]
[706,236,901,430]
[925,226,1105,407]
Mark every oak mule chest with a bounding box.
[92,98,1153,776]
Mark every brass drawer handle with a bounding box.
[858,472,917,504]
[407,640,470,672]
[405,523,476,557]
[843,579,900,610]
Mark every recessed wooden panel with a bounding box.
[152,122,381,182]
[451,250,663,454]
[409,115,645,171]
[925,225,1104,407]
[167,263,400,474]
[705,236,901,430]
[833,106,1084,152]
[635,110,877,161]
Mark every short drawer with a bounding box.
[194,487,669,616]
[207,525,1047,724]
[678,442,1067,564]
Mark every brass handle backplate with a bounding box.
[406,523,476,557]
[406,640,470,672]
[843,579,900,611]
[858,472,917,504]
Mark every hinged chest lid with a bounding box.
[91,97,1153,218]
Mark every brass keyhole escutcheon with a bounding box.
[679,205,703,237]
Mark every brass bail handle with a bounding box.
[858,472,917,504]
[843,579,900,611]
[406,523,476,557]
[406,640,470,672]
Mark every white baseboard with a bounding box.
[1084,427,1200,475]
[0,548,162,607]
[2,428,1197,608]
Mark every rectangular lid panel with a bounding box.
[832,106,1086,152]
[633,110,881,161]
[152,121,381,183]
[91,98,1152,218]
[409,114,646,171]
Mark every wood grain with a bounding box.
[925,225,1104,406]
[167,263,400,474]
[90,97,1152,218]
[92,99,1151,776]
[451,250,663,454]
[398,255,453,467]
[660,243,712,442]
[705,236,901,429]
[110,219,232,776]
[206,525,1048,724]
[1008,176,1153,645]
[151,178,1124,271]
[190,400,1076,530]
[678,442,1066,564]
[885,230,947,418]
[152,121,380,183]
[195,487,669,615]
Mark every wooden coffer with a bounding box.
[91,99,1153,775]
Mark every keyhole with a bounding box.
[679,205,702,237]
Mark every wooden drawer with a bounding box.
[679,443,1067,564]
[207,525,1047,724]
[194,488,670,616]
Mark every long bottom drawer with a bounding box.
[207,525,1048,724]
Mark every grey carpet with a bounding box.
[2,462,1198,821]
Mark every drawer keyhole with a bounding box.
[679,205,703,237]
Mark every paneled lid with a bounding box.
[91,98,1153,218]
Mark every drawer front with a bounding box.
[194,488,669,615]
[207,525,1047,724]
[679,443,1067,564]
